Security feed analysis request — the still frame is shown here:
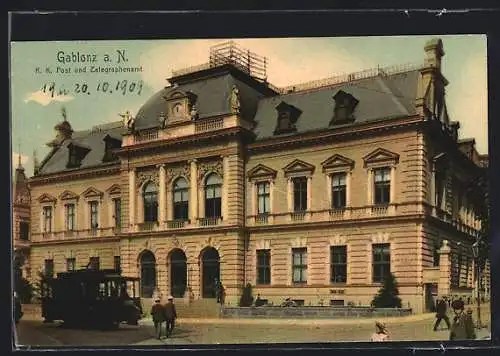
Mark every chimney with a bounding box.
[424,38,445,70]
[416,38,449,122]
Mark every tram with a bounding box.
[40,268,142,328]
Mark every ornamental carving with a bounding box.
[136,170,159,189]
[166,164,191,184]
[197,160,223,184]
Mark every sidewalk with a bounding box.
[140,312,437,326]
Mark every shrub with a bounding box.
[239,283,254,307]
[371,273,402,308]
[15,278,33,304]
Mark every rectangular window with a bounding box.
[19,221,29,241]
[292,247,307,284]
[435,171,445,209]
[173,190,189,220]
[43,206,52,232]
[331,173,347,209]
[330,246,347,283]
[65,203,75,231]
[114,256,121,272]
[372,243,391,283]
[89,201,99,230]
[44,259,54,278]
[256,249,271,285]
[433,241,441,267]
[113,198,121,228]
[293,177,307,212]
[66,258,76,272]
[89,256,100,270]
[374,168,391,205]
[257,182,270,215]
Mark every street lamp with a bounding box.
[472,241,482,329]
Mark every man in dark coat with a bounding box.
[449,300,476,340]
[433,298,451,331]
[150,298,165,340]
[164,296,177,337]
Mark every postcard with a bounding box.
[10,35,491,348]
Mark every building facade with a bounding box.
[27,39,489,313]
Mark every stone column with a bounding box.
[326,174,332,209]
[189,159,198,223]
[389,167,396,215]
[438,240,451,297]
[269,181,275,223]
[222,156,229,222]
[251,183,257,216]
[128,169,136,228]
[307,176,312,211]
[366,169,373,215]
[158,164,166,225]
[287,178,293,212]
[431,166,436,214]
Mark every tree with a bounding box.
[371,273,402,308]
[239,283,254,307]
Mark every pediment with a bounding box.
[59,190,79,201]
[106,184,121,195]
[363,148,399,167]
[321,154,355,171]
[283,159,315,176]
[247,164,277,181]
[82,186,104,199]
[37,193,57,203]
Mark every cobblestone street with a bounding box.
[15,304,490,347]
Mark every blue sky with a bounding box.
[10,35,487,178]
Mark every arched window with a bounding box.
[140,250,156,298]
[204,173,222,218]
[173,177,189,220]
[143,182,158,222]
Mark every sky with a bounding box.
[10,35,488,179]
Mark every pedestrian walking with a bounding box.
[150,298,165,340]
[449,300,476,340]
[433,298,451,331]
[370,321,390,342]
[164,295,177,337]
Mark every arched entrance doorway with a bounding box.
[201,247,220,298]
[170,249,187,298]
[139,250,156,298]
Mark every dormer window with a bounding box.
[102,135,122,162]
[274,102,302,135]
[163,90,198,125]
[330,90,359,125]
[67,143,90,169]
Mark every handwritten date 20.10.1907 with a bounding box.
[40,80,144,97]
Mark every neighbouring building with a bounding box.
[13,155,31,285]
[26,39,489,313]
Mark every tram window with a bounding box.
[99,282,107,297]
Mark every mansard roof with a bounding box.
[253,70,420,140]
[36,121,124,176]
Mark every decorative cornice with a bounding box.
[166,164,191,184]
[321,154,355,172]
[106,184,121,196]
[82,186,104,199]
[247,164,278,181]
[363,147,400,167]
[36,193,57,203]
[197,159,223,184]
[59,190,79,201]
[283,159,315,176]
[29,165,120,187]
[249,115,423,154]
